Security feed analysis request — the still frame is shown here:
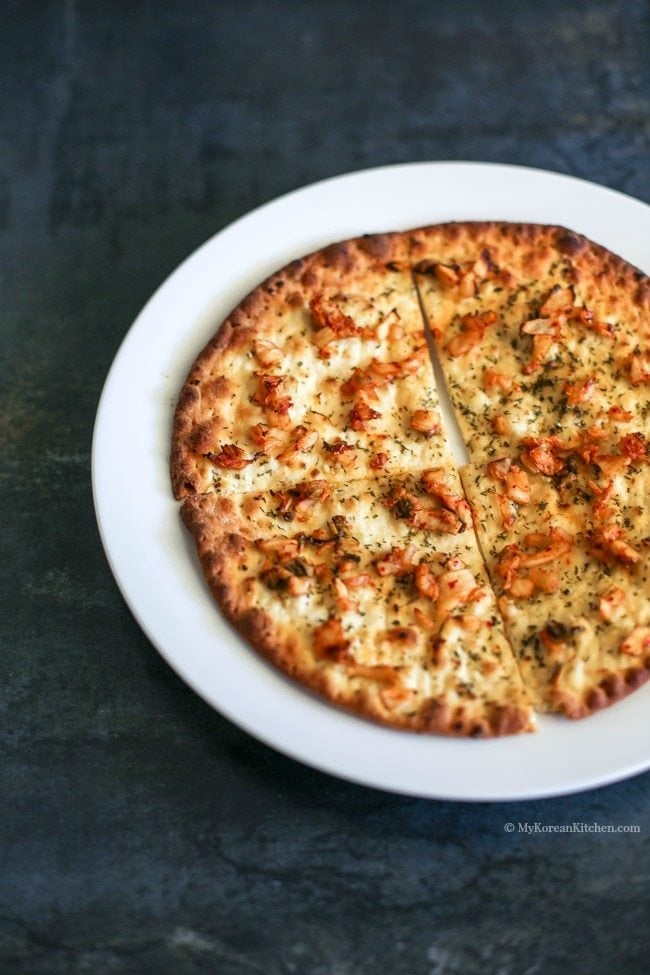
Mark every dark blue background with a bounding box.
[1,1,648,972]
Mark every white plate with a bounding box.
[93,162,650,801]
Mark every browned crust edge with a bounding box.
[180,495,533,738]
[553,662,650,720]
[409,220,650,310]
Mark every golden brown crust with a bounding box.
[173,220,649,735]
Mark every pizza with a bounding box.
[172,223,650,736]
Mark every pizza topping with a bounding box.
[628,352,650,386]
[563,375,596,406]
[323,439,357,469]
[248,423,284,453]
[204,444,258,470]
[348,400,382,431]
[588,478,616,522]
[520,437,565,476]
[588,527,642,565]
[519,528,573,568]
[381,626,419,648]
[486,457,531,505]
[495,529,571,596]
[619,432,648,461]
[410,409,442,436]
[420,469,473,531]
[609,405,634,423]
[276,425,319,462]
[255,536,301,559]
[254,339,283,369]
[375,545,418,577]
[483,370,520,394]
[445,310,497,357]
[436,565,486,619]
[599,586,627,623]
[260,560,313,596]
[527,567,560,594]
[273,479,331,521]
[539,620,584,655]
[313,617,350,662]
[370,451,388,470]
[252,373,293,424]
[309,293,361,337]
[342,352,427,402]
[309,293,376,357]
[539,285,574,318]
[414,562,439,600]
[415,250,496,296]
[332,577,358,613]
[341,366,382,401]
[620,626,650,657]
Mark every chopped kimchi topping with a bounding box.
[495,529,571,597]
[332,577,358,613]
[588,478,616,522]
[539,619,584,655]
[609,405,633,423]
[619,432,647,461]
[599,586,627,622]
[273,479,331,521]
[276,425,319,462]
[620,626,650,657]
[414,562,439,601]
[563,375,596,406]
[254,339,283,368]
[255,536,301,560]
[370,451,388,470]
[252,373,293,423]
[435,566,485,619]
[323,439,357,469]
[520,437,566,476]
[628,352,650,386]
[445,310,497,358]
[375,544,418,577]
[309,294,360,336]
[521,333,557,375]
[589,527,642,565]
[248,423,284,453]
[204,444,257,470]
[594,453,631,479]
[348,400,381,431]
[527,567,560,594]
[415,249,496,296]
[483,369,519,394]
[410,409,441,436]
[487,457,531,505]
[313,617,350,662]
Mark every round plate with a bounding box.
[92,162,650,801]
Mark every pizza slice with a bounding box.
[411,222,650,465]
[461,444,650,717]
[172,233,451,499]
[180,470,535,736]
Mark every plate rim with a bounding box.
[92,160,650,802]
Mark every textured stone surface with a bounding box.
[1,1,648,972]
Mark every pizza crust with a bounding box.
[172,221,649,735]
